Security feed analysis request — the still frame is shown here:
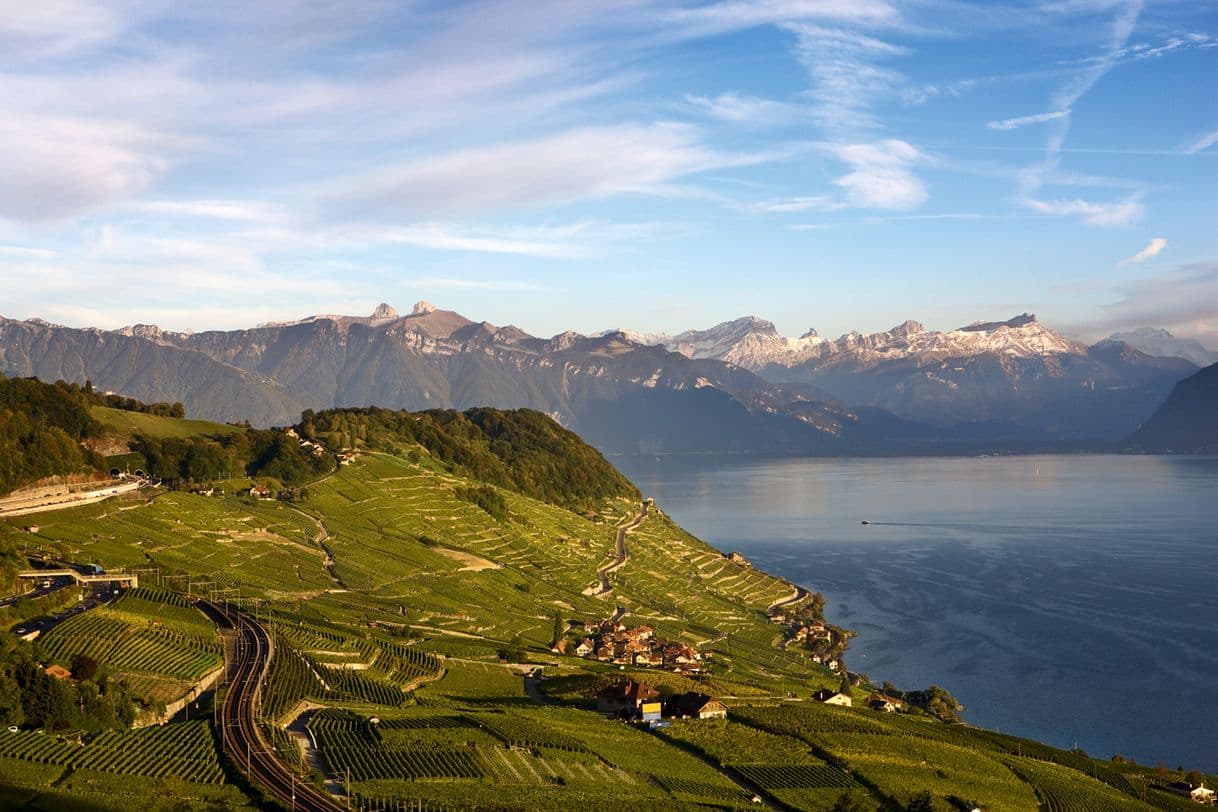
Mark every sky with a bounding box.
[1,0,1216,346]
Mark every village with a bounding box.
[553,614,704,675]
[766,594,851,671]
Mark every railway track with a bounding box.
[199,600,345,812]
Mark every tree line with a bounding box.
[1,375,335,495]
[132,430,333,486]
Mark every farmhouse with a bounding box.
[597,681,660,719]
[867,694,900,713]
[1167,783,1216,805]
[812,689,853,707]
[666,692,728,720]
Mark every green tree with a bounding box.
[0,674,24,727]
[905,791,938,812]
[831,792,872,812]
[70,653,98,681]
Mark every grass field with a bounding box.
[91,406,242,441]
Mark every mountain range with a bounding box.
[0,304,1206,454]
[614,313,1200,441]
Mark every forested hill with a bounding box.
[1,377,637,513]
[0,375,103,495]
[305,406,639,510]
[0,376,334,496]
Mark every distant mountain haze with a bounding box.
[1106,327,1218,368]
[0,304,1201,453]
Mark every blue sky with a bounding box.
[1,0,1215,345]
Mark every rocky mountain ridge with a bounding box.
[622,312,1086,371]
[0,303,1202,451]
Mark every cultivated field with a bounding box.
[1,429,1208,810]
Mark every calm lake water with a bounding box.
[614,454,1218,769]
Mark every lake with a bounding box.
[614,453,1218,769]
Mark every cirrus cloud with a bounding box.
[320,123,774,221]
[1120,236,1166,264]
[1021,195,1143,227]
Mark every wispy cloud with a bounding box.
[0,0,125,58]
[320,123,771,221]
[662,0,900,39]
[130,199,284,223]
[686,92,797,125]
[0,243,57,259]
[378,221,664,259]
[747,195,840,213]
[0,112,174,223]
[1021,195,1143,227]
[1014,0,1143,198]
[1184,130,1218,154]
[784,22,910,135]
[987,110,1071,131]
[831,140,928,210]
[376,227,583,259]
[1120,236,1166,264]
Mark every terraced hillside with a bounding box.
[37,587,223,709]
[0,407,1212,810]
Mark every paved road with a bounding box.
[0,575,74,609]
[0,478,146,518]
[9,580,124,637]
[767,586,808,615]
[587,501,648,596]
[197,600,345,812]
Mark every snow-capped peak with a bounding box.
[596,327,675,346]
[630,312,1083,371]
[661,316,825,368]
[913,313,1081,359]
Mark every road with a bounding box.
[197,600,345,812]
[9,580,125,638]
[0,477,147,518]
[0,573,75,609]
[767,586,808,615]
[586,501,648,597]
